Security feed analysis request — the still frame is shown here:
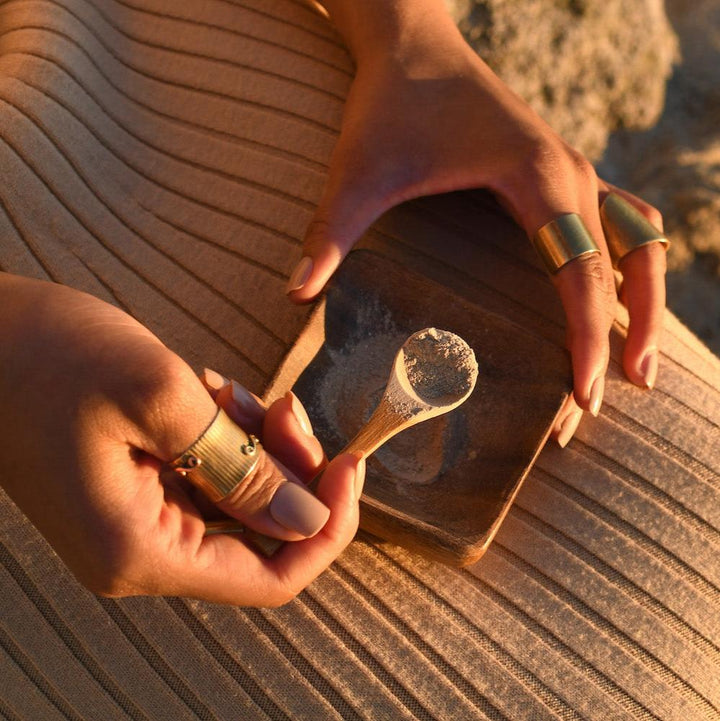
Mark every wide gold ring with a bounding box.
[600,193,670,268]
[532,213,601,274]
[169,408,261,503]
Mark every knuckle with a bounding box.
[565,148,597,184]
[559,252,616,309]
[647,207,664,231]
[643,238,668,268]
[250,573,300,608]
[520,136,565,177]
[221,450,282,516]
[504,138,597,201]
[571,251,606,283]
[622,239,668,277]
[118,351,195,428]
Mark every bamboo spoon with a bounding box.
[205,328,478,554]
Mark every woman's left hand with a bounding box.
[286,0,667,446]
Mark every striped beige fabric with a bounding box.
[1,1,719,719]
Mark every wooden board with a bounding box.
[265,250,571,565]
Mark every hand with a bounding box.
[288,0,667,445]
[0,273,364,605]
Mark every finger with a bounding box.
[201,369,266,434]
[215,440,330,542]
[261,392,325,482]
[595,188,667,389]
[286,151,390,303]
[550,394,583,448]
[146,367,329,541]
[553,248,615,415]
[618,241,667,389]
[177,453,364,607]
[214,379,266,436]
[211,393,328,538]
[496,148,616,415]
[200,367,229,400]
[600,182,665,233]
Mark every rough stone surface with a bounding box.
[448,0,720,354]
[445,0,678,160]
[599,0,720,352]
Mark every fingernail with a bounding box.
[269,482,330,537]
[231,380,264,416]
[589,375,605,417]
[557,409,583,448]
[286,391,313,436]
[202,368,228,393]
[286,256,313,294]
[353,454,366,499]
[226,380,265,428]
[639,348,658,390]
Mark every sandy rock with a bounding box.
[598,0,720,353]
[445,0,677,160]
[601,0,720,271]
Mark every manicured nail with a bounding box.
[231,380,264,416]
[557,409,583,448]
[286,391,313,436]
[589,375,605,417]
[202,368,228,393]
[269,482,330,537]
[286,256,313,294]
[639,348,658,390]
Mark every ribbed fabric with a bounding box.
[0,1,718,719]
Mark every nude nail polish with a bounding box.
[286,256,313,294]
[203,368,228,392]
[287,391,313,436]
[227,381,265,427]
[640,348,658,390]
[269,482,330,537]
[589,375,605,417]
[557,409,583,448]
[231,380,264,416]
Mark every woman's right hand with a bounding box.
[0,272,363,605]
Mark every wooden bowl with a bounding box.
[266,250,571,565]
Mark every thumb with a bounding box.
[286,158,390,303]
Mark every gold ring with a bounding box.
[532,213,601,274]
[600,193,669,268]
[169,408,261,502]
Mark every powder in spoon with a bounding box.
[402,328,478,404]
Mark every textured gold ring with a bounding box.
[169,408,261,503]
[600,193,669,268]
[532,213,601,274]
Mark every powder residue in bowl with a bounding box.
[402,328,478,405]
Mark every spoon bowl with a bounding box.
[344,328,478,457]
[207,327,478,555]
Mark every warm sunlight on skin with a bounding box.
[289,0,667,448]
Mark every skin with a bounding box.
[0,273,363,605]
[0,1,666,603]
[290,0,667,442]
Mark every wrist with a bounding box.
[319,0,470,72]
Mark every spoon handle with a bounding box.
[205,399,406,554]
[340,398,406,458]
